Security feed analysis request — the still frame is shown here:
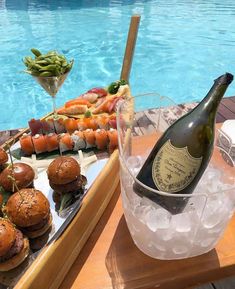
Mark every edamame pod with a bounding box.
[24,48,74,77]
[39,71,53,77]
[36,60,49,65]
[31,48,42,57]
[24,56,33,65]
[39,64,58,71]
[32,63,43,70]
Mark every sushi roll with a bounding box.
[95,129,108,150]
[32,134,47,154]
[96,116,110,130]
[28,119,43,136]
[54,116,67,134]
[20,133,35,155]
[43,117,56,134]
[107,128,118,153]
[83,118,98,131]
[45,133,59,152]
[64,118,78,134]
[77,118,88,131]
[83,129,96,149]
[59,133,74,153]
[71,130,86,151]
[41,119,55,134]
[108,115,117,129]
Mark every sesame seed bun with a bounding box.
[0,218,29,272]
[5,188,50,227]
[0,148,8,165]
[0,237,29,272]
[0,163,35,192]
[47,156,80,185]
[0,219,16,256]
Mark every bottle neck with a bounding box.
[193,76,231,123]
[200,83,227,117]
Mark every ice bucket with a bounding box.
[117,93,235,260]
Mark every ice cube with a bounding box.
[126,156,142,176]
[204,165,222,182]
[172,245,188,255]
[201,237,215,248]
[141,197,165,211]
[197,165,223,194]
[171,212,192,233]
[202,196,224,228]
[157,228,173,241]
[152,242,166,252]
[134,205,152,225]
[150,208,171,230]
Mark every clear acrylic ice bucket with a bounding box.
[117,93,235,260]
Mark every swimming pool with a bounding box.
[0,0,235,130]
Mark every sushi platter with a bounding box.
[0,81,131,289]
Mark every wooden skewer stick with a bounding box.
[120,15,141,82]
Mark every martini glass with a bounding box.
[33,72,70,119]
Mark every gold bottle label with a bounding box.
[152,140,202,193]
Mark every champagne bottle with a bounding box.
[133,73,233,214]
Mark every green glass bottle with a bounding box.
[134,73,234,214]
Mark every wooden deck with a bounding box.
[217,96,235,123]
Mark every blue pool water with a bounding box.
[0,0,235,130]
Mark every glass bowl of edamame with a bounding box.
[23,48,74,117]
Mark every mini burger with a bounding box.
[0,194,3,216]
[47,156,87,194]
[5,188,52,239]
[0,148,8,172]
[0,163,35,193]
[0,218,29,271]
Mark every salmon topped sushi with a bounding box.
[83,129,96,149]
[45,133,59,152]
[77,118,88,131]
[32,134,47,154]
[83,117,98,131]
[96,116,110,130]
[95,129,108,150]
[107,128,118,153]
[41,118,55,134]
[71,130,86,151]
[20,133,35,155]
[53,116,67,134]
[64,118,78,134]
[59,133,74,153]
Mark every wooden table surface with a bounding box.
[59,184,235,289]
[59,132,235,289]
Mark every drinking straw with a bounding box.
[120,15,141,82]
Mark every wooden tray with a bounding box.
[0,128,120,289]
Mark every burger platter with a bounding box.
[0,49,132,288]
